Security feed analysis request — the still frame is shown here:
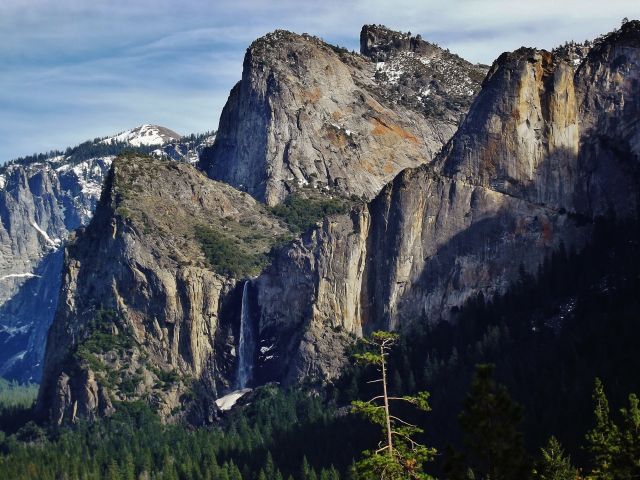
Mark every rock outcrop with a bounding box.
[0,128,213,381]
[35,155,290,424]
[0,158,111,381]
[200,27,487,205]
[35,22,640,423]
[249,21,640,385]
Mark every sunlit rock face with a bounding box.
[35,22,640,424]
[200,26,487,206]
[251,21,640,386]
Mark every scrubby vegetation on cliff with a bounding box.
[268,193,351,234]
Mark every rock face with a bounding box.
[35,155,290,424]
[35,22,640,424]
[249,21,640,385]
[200,27,487,205]
[0,158,111,382]
[439,33,640,216]
[0,127,212,382]
[361,25,488,117]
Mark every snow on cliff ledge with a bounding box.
[102,124,181,147]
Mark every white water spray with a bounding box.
[236,280,255,389]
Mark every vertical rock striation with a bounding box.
[251,21,640,385]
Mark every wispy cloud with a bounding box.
[1,0,638,161]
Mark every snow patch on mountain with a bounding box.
[57,156,115,197]
[374,51,482,99]
[102,124,182,147]
[154,133,216,164]
[0,273,38,281]
[0,273,39,281]
[31,222,61,248]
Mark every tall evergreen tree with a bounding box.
[585,378,620,479]
[351,331,436,479]
[534,436,577,480]
[458,364,530,479]
[613,393,640,479]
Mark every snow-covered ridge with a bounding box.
[374,50,484,99]
[102,124,182,147]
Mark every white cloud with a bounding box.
[1,0,639,160]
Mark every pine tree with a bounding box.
[301,456,320,480]
[228,462,243,480]
[458,364,530,480]
[614,393,640,479]
[534,436,577,480]
[301,456,312,480]
[351,331,436,479]
[122,452,136,480]
[106,459,121,480]
[585,378,620,479]
[265,451,276,477]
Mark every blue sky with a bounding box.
[1,0,639,162]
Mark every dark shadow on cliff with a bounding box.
[334,214,640,469]
[0,248,64,383]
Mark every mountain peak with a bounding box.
[103,124,181,147]
[360,24,437,61]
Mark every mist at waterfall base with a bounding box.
[214,281,257,411]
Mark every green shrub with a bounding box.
[74,309,135,372]
[269,194,349,233]
[119,374,143,396]
[150,367,180,391]
[194,225,268,277]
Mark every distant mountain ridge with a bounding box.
[0,125,215,382]
[101,124,182,147]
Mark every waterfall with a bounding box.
[236,280,255,389]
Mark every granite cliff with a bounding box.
[249,21,640,385]
[35,22,640,423]
[35,155,290,424]
[200,26,487,205]
[0,127,214,382]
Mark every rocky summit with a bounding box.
[200,26,487,206]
